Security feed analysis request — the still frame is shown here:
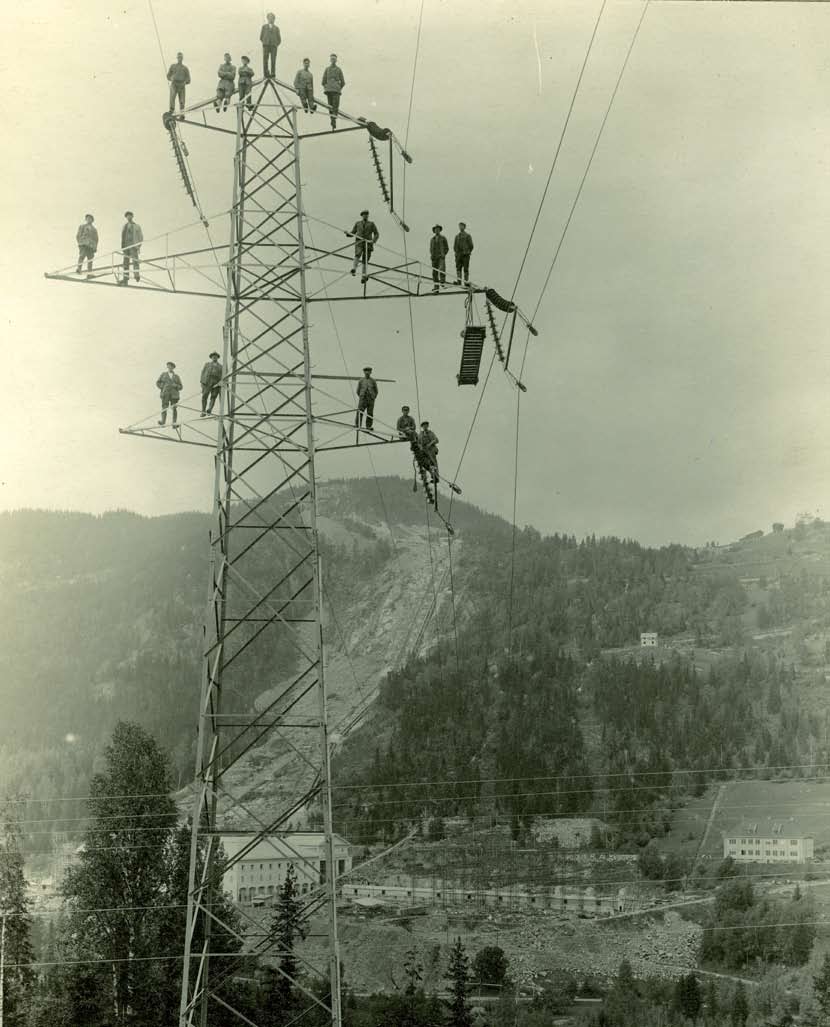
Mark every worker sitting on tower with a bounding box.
[215,54,236,112]
[294,58,316,113]
[119,211,143,285]
[260,13,281,78]
[167,52,191,117]
[356,366,378,432]
[347,210,379,284]
[453,222,474,286]
[157,362,182,427]
[418,421,439,482]
[429,225,449,293]
[238,55,254,110]
[396,405,416,440]
[321,54,345,131]
[75,213,98,277]
[200,351,223,417]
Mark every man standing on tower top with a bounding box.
[215,54,236,112]
[356,366,378,432]
[453,221,474,286]
[294,58,315,113]
[260,13,282,78]
[429,225,449,293]
[238,55,254,110]
[167,52,191,117]
[119,211,143,285]
[321,54,345,131]
[76,214,98,277]
[200,351,223,417]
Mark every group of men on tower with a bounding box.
[165,17,347,133]
[355,369,440,484]
[154,351,224,427]
[74,212,143,284]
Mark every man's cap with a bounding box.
[420,420,429,427]
[124,211,134,217]
[360,209,369,216]
[177,52,184,58]
[401,405,410,411]
[303,57,310,63]
[85,213,94,220]
[167,361,176,368]
[209,351,221,359]
[459,221,466,228]
[330,53,337,58]
[241,55,250,61]
[363,366,373,372]
[432,224,442,231]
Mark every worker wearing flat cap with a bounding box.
[429,224,449,293]
[119,211,143,285]
[348,210,379,282]
[418,420,439,482]
[355,366,378,432]
[396,404,416,440]
[453,221,474,286]
[157,361,182,426]
[76,213,98,277]
[200,350,223,416]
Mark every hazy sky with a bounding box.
[3,0,830,546]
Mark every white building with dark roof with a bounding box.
[221,832,352,906]
[723,819,814,864]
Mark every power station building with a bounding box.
[222,832,353,906]
[723,820,814,864]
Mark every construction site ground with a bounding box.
[295,905,703,994]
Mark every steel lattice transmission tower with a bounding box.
[45,70,526,1027]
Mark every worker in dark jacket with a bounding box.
[119,212,143,285]
[321,54,345,131]
[215,54,236,112]
[356,366,378,431]
[76,214,98,276]
[453,222,474,285]
[396,405,416,440]
[429,225,449,293]
[418,421,439,482]
[157,362,183,426]
[167,53,191,115]
[238,55,254,110]
[200,351,223,416]
[348,210,379,283]
[294,58,315,112]
[260,13,281,78]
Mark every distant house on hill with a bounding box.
[640,632,658,648]
[221,831,352,906]
[723,819,813,864]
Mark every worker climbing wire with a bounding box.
[294,58,316,113]
[453,221,474,286]
[215,54,236,113]
[167,52,191,117]
[200,351,222,416]
[347,210,379,284]
[396,405,416,440]
[156,362,182,427]
[260,13,281,79]
[321,53,345,131]
[238,55,254,110]
[119,211,143,285]
[355,366,378,432]
[418,421,440,482]
[429,225,449,293]
[75,213,98,278]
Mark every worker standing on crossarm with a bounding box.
[396,405,416,440]
[157,362,182,426]
[215,54,236,112]
[294,58,315,112]
[453,222,474,286]
[238,56,254,109]
[418,421,439,482]
[429,225,449,293]
[119,212,143,285]
[76,214,98,277]
[348,210,379,283]
[200,351,223,416]
[260,13,281,78]
[321,54,345,131]
[356,366,378,431]
[167,52,191,116]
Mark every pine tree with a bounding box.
[0,807,34,1027]
[264,863,308,1023]
[446,937,473,1027]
